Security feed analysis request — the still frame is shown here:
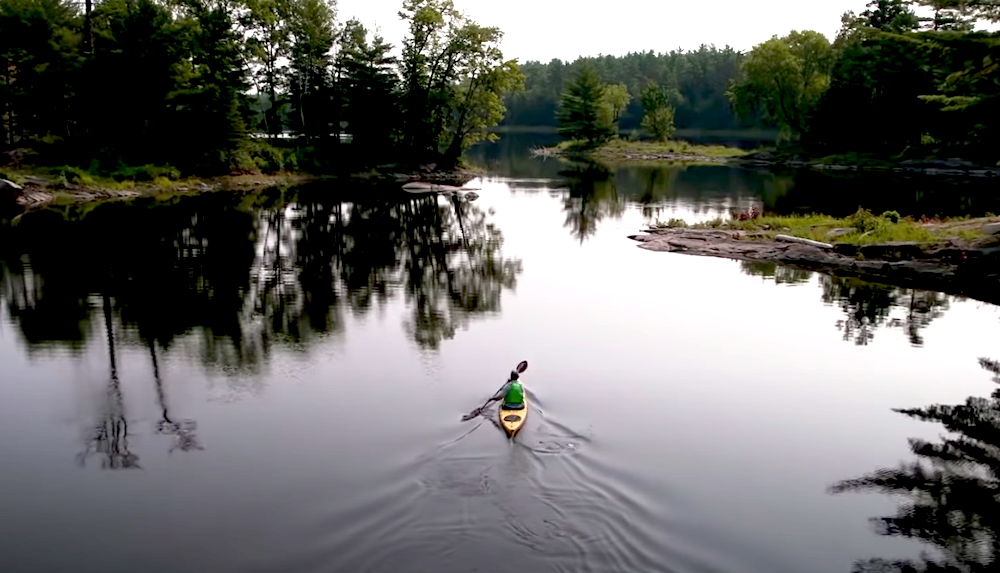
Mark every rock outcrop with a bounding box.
[630,227,1000,306]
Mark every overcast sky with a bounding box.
[334,0,869,62]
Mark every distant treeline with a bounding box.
[503,47,760,131]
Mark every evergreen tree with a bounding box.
[286,0,337,143]
[557,64,614,144]
[335,18,399,153]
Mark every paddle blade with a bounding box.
[461,407,485,421]
[515,360,528,374]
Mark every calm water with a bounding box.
[2,137,999,573]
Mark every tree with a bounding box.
[914,0,974,30]
[729,31,834,138]
[81,0,191,163]
[244,0,291,138]
[639,81,678,141]
[286,0,337,142]
[727,30,834,140]
[335,18,399,153]
[439,23,523,163]
[174,0,254,171]
[396,0,519,163]
[0,0,79,145]
[600,82,630,124]
[397,0,462,159]
[859,0,920,32]
[557,63,615,144]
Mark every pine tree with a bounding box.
[557,64,614,144]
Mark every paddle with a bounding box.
[461,360,528,421]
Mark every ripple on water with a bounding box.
[245,406,747,573]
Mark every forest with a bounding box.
[542,0,999,165]
[0,0,522,174]
[2,0,999,179]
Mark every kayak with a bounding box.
[499,397,528,438]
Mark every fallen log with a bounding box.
[775,234,832,249]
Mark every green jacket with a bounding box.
[493,380,524,404]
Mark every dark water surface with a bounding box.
[2,137,999,573]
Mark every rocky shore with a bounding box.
[630,226,1000,305]
[1,164,479,211]
[733,152,1000,178]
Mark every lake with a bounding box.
[2,135,998,573]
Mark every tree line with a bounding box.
[0,0,523,174]
[538,0,998,164]
[4,0,998,175]
[504,46,755,132]
[727,0,1000,163]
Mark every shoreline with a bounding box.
[2,166,480,211]
[535,141,1000,177]
[630,226,1000,306]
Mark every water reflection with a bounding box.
[1,186,522,364]
[741,263,951,346]
[556,162,625,243]
[150,338,202,453]
[469,134,1000,220]
[740,261,812,285]
[831,357,1000,572]
[77,295,140,469]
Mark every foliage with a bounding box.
[0,0,517,176]
[848,206,887,233]
[810,26,1000,164]
[860,0,920,32]
[243,0,291,138]
[639,82,678,141]
[335,18,399,153]
[504,46,750,130]
[396,0,522,164]
[728,30,835,140]
[546,138,748,163]
[600,82,630,124]
[557,63,616,145]
[285,0,337,143]
[881,209,901,223]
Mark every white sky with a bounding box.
[334,0,868,62]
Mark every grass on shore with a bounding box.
[536,138,749,161]
[2,163,199,191]
[656,208,988,246]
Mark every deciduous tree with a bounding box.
[727,30,834,140]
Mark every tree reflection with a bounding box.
[1,185,522,367]
[831,357,1000,572]
[77,295,140,470]
[740,261,812,285]
[821,276,950,347]
[149,339,202,453]
[740,264,951,346]
[821,276,901,346]
[557,161,625,243]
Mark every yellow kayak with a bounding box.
[499,397,528,438]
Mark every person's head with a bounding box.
[509,370,520,381]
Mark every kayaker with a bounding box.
[460,360,528,422]
[490,368,525,410]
